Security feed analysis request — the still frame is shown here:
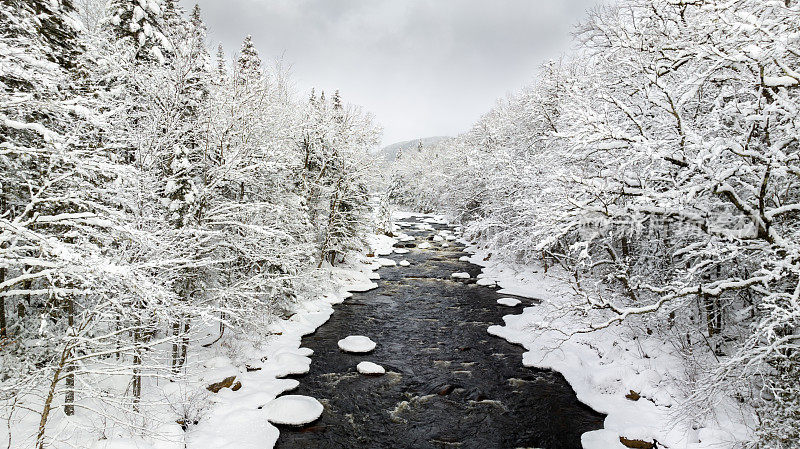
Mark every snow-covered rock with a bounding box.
[263,395,324,426]
[451,272,471,279]
[497,297,521,306]
[433,235,444,242]
[356,361,386,375]
[399,260,411,267]
[394,248,410,254]
[337,335,377,353]
[376,258,397,267]
[418,242,432,249]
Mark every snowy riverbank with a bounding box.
[1,235,397,449]
[461,244,755,449]
[186,233,397,449]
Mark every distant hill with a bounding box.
[379,136,449,166]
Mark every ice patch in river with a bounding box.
[497,297,521,306]
[451,272,471,279]
[263,395,324,426]
[399,260,411,267]
[356,361,386,375]
[338,335,377,353]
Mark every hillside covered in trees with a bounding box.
[391,1,800,447]
[1,0,385,447]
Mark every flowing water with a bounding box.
[276,218,604,449]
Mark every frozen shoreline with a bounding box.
[462,243,754,449]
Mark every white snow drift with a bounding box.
[356,361,386,375]
[262,395,324,426]
[337,335,377,353]
[497,297,521,306]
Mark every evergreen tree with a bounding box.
[105,0,168,62]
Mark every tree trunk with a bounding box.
[171,320,181,374]
[179,319,190,369]
[0,266,6,340]
[37,346,70,449]
[132,327,142,412]
[64,296,75,416]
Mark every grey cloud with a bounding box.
[181,0,606,145]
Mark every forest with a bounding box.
[1,0,384,447]
[2,0,799,448]
[391,1,800,447]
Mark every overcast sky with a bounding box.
[180,0,605,146]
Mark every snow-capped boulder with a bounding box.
[356,361,386,375]
[338,335,376,353]
[263,395,323,426]
[451,272,471,279]
[399,260,411,267]
[497,297,521,306]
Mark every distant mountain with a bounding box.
[379,136,449,166]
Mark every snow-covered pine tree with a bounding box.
[105,0,169,62]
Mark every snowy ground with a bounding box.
[462,244,754,449]
[2,234,397,449]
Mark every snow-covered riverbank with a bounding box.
[462,244,755,449]
[2,235,398,449]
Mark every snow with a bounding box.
[179,236,396,448]
[375,258,397,267]
[465,246,754,449]
[262,395,324,426]
[337,335,377,353]
[497,297,521,306]
[394,248,409,254]
[418,242,432,249]
[356,361,386,375]
[368,234,397,256]
[450,272,471,279]
[399,260,411,267]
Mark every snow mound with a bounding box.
[394,248,410,254]
[338,335,376,353]
[399,260,411,267]
[263,395,324,426]
[356,361,386,375]
[451,272,471,279]
[497,297,521,306]
[368,234,397,256]
[376,258,397,267]
[270,352,311,377]
[418,242,432,249]
[433,235,444,242]
[477,278,496,286]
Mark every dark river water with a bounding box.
[276,218,604,449]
